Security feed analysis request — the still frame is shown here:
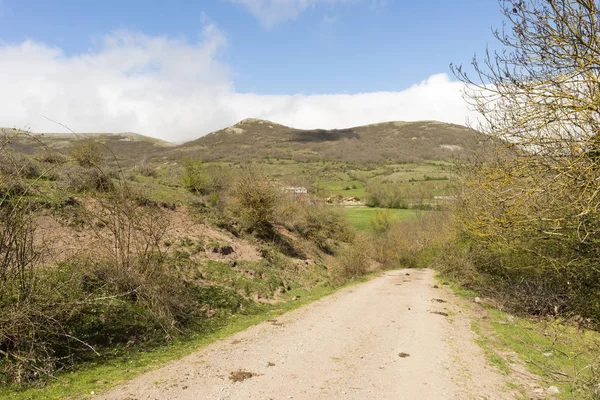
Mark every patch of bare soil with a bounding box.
[99,269,538,400]
[164,207,262,262]
[35,205,263,265]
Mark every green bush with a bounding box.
[0,255,249,385]
[369,209,393,235]
[69,140,104,168]
[365,180,408,208]
[136,160,158,178]
[334,234,372,282]
[0,175,29,198]
[181,159,231,198]
[225,166,281,238]
[181,158,209,194]
[435,237,600,324]
[279,201,354,253]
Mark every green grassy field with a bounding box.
[343,206,422,230]
[316,179,366,198]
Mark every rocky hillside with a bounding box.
[1,129,174,166]
[175,119,490,164]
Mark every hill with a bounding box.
[3,119,490,165]
[175,118,489,164]
[1,128,174,166]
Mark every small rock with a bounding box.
[398,352,410,358]
[474,297,482,304]
[405,273,410,276]
[547,386,560,394]
[533,388,544,394]
[543,352,553,357]
[292,296,300,301]
[433,285,439,289]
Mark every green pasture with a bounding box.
[343,206,422,230]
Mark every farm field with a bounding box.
[343,206,423,230]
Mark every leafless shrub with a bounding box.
[333,233,372,282]
[278,200,354,253]
[57,165,114,193]
[374,213,453,269]
[0,203,40,304]
[136,159,158,178]
[69,139,104,168]
[225,165,281,238]
[0,152,41,180]
[83,184,182,327]
[34,151,67,165]
[0,190,46,383]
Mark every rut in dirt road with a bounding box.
[100,269,515,400]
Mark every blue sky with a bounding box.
[0,0,506,141]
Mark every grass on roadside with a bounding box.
[437,275,600,399]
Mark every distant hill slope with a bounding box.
[2,119,490,165]
[1,129,175,165]
[176,119,490,164]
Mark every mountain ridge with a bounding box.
[178,118,489,164]
[3,119,490,165]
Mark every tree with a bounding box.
[452,0,600,242]
[450,0,600,318]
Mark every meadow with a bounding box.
[343,206,422,230]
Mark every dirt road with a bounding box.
[100,269,515,400]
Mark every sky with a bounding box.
[0,0,506,142]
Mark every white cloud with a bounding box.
[229,73,476,131]
[0,29,476,143]
[228,0,360,27]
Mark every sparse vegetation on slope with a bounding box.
[0,128,371,391]
[179,119,489,164]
